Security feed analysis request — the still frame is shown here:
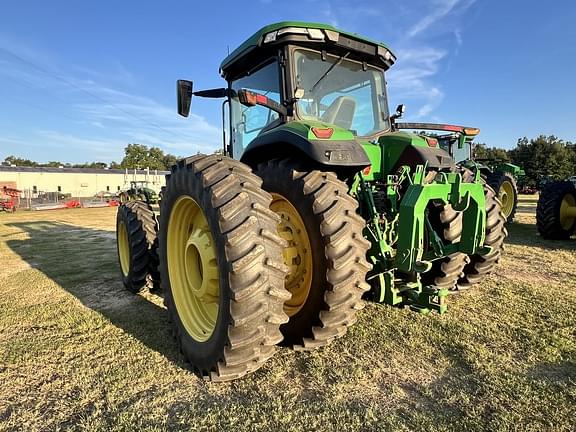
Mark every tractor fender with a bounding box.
[391,145,455,173]
[240,129,370,170]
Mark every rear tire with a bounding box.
[116,201,158,293]
[537,181,576,239]
[159,155,290,381]
[421,203,469,291]
[256,159,371,350]
[487,171,518,222]
[457,184,507,289]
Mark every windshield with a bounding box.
[293,49,390,136]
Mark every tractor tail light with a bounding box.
[311,127,333,139]
[362,165,372,176]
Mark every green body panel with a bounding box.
[361,143,382,181]
[220,21,392,72]
[377,132,429,176]
[281,119,356,141]
[395,172,486,272]
[496,162,524,177]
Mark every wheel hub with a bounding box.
[560,193,576,230]
[184,228,219,302]
[167,196,219,342]
[499,180,515,218]
[117,220,130,277]
[271,193,313,317]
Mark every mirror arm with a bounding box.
[193,88,231,98]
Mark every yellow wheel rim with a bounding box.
[167,196,219,342]
[559,193,576,230]
[498,180,515,218]
[271,193,313,317]
[118,221,130,277]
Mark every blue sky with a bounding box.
[0,0,575,164]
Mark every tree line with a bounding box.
[1,144,181,171]
[473,135,576,186]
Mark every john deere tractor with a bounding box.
[115,22,506,381]
[537,180,576,239]
[396,123,521,222]
[119,180,159,204]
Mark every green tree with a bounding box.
[163,154,178,169]
[2,155,38,167]
[473,143,510,162]
[120,143,180,170]
[509,135,575,186]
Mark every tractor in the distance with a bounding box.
[398,122,521,222]
[115,22,506,381]
[119,180,159,204]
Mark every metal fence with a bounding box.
[16,189,119,210]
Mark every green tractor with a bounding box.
[119,180,159,204]
[537,180,576,239]
[397,123,521,222]
[115,22,506,381]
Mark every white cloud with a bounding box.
[0,44,222,163]
[387,46,446,119]
[407,0,461,38]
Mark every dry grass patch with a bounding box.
[0,200,574,431]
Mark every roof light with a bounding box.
[307,28,325,40]
[311,127,333,139]
[263,31,278,44]
[463,127,480,136]
[264,27,326,44]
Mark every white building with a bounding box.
[0,166,168,198]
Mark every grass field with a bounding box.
[1,195,575,431]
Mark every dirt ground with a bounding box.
[0,195,574,431]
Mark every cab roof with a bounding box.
[220,21,396,79]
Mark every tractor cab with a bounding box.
[178,22,397,168]
[220,22,395,157]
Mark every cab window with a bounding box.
[230,60,281,158]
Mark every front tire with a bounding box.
[159,155,290,381]
[256,159,371,350]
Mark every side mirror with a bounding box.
[395,104,405,117]
[177,80,193,117]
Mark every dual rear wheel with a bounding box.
[117,155,370,380]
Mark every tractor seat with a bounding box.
[321,96,356,130]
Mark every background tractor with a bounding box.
[119,180,159,204]
[115,22,506,381]
[398,123,522,222]
[537,180,576,239]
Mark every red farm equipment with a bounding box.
[0,187,21,213]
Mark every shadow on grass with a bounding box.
[505,220,576,250]
[5,220,185,369]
